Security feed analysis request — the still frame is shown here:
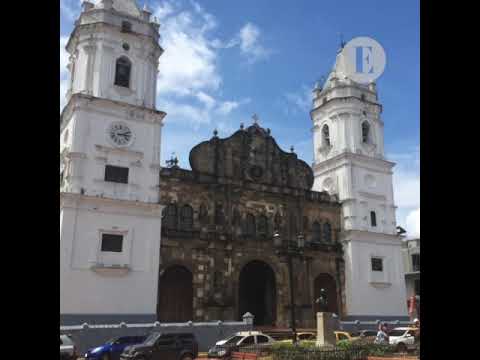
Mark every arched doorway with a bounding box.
[157,265,193,322]
[313,273,339,315]
[238,260,276,326]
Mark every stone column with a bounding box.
[316,312,336,347]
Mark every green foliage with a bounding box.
[270,341,397,360]
[335,340,350,350]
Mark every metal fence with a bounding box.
[236,345,368,360]
[236,342,419,360]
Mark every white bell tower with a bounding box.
[60,0,166,325]
[311,46,408,320]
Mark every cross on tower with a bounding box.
[252,113,259,125]
[166,152,179,168]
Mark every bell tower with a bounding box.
[311,45,408,320]
[60,0,166,325]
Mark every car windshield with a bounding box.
[106,337,119,345]
[144,333,161,346]
[224,336,244,345]
[389,330,406,337]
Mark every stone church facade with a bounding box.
[157,122,345,328]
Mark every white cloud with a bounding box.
[406,208,420,238]
[238,22,270,63]
[195,91,216,110]
[60,0,81,21]
[155,2,221,96]
[284,86,313,114]
[216,101,240,116]
[150,0,251,128]
[390,146,420,237]
[60,36,69,76]
[60,36,70,112]
[391,149,420,209]
[216,98,251,116]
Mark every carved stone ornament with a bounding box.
[189,123,314,190]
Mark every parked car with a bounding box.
[278,332,316,344]
[334,331,360,343]
[120,332,198,360]
[388,327,417,352]
[208,331,276,358]
[61,334,78,360]
[85,335,146,360]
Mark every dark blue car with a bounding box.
[84,335,146,360]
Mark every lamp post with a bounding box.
[274,231,305,344]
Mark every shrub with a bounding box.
[270,341,397,360]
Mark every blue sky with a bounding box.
[60,0,420,237]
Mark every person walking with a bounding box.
[413,318,420,343]
[374,323,388,345]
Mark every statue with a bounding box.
[315,288,328,312]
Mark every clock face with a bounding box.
[108,122,133,147]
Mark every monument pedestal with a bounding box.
[316,312,336,347]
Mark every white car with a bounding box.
[208,331,276,358]
[388,327,417,352]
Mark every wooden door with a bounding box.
[157,266,193,322]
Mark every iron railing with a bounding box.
[236,343,420,360]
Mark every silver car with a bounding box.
[60,334,78,360]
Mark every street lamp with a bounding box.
[274,231,305,344]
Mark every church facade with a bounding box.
[158,122,344,328]
[60,0,408,327]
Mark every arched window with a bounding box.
[274,212,282,232]
[232,207,241,227]
[362,121,370,143]
[290,213,297,239]
[246,214,256,238]
[370,211,377,227]
[303,216,309,233]
[323,221,332,243]
[312,221,321,243]
[163,204,177,230]
[199,203,208,224]
[322,124,331,147]
[180,205,193,230]
[114,57,131,88]
[257,215,268,237]
[215,202,225,225]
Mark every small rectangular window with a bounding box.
[414,279,420,295]
[105,165,129,184]
[370,211,377,227]
[412,254,420,272]
[371,257,383,272]
[101,234,123,252]
[121,21,132,33]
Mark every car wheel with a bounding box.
[101,354,110,360]
[396,343,407,353]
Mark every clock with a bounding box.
[107,122,133,147]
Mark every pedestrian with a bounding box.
[413,318,420,343]
[374,323,388,345]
